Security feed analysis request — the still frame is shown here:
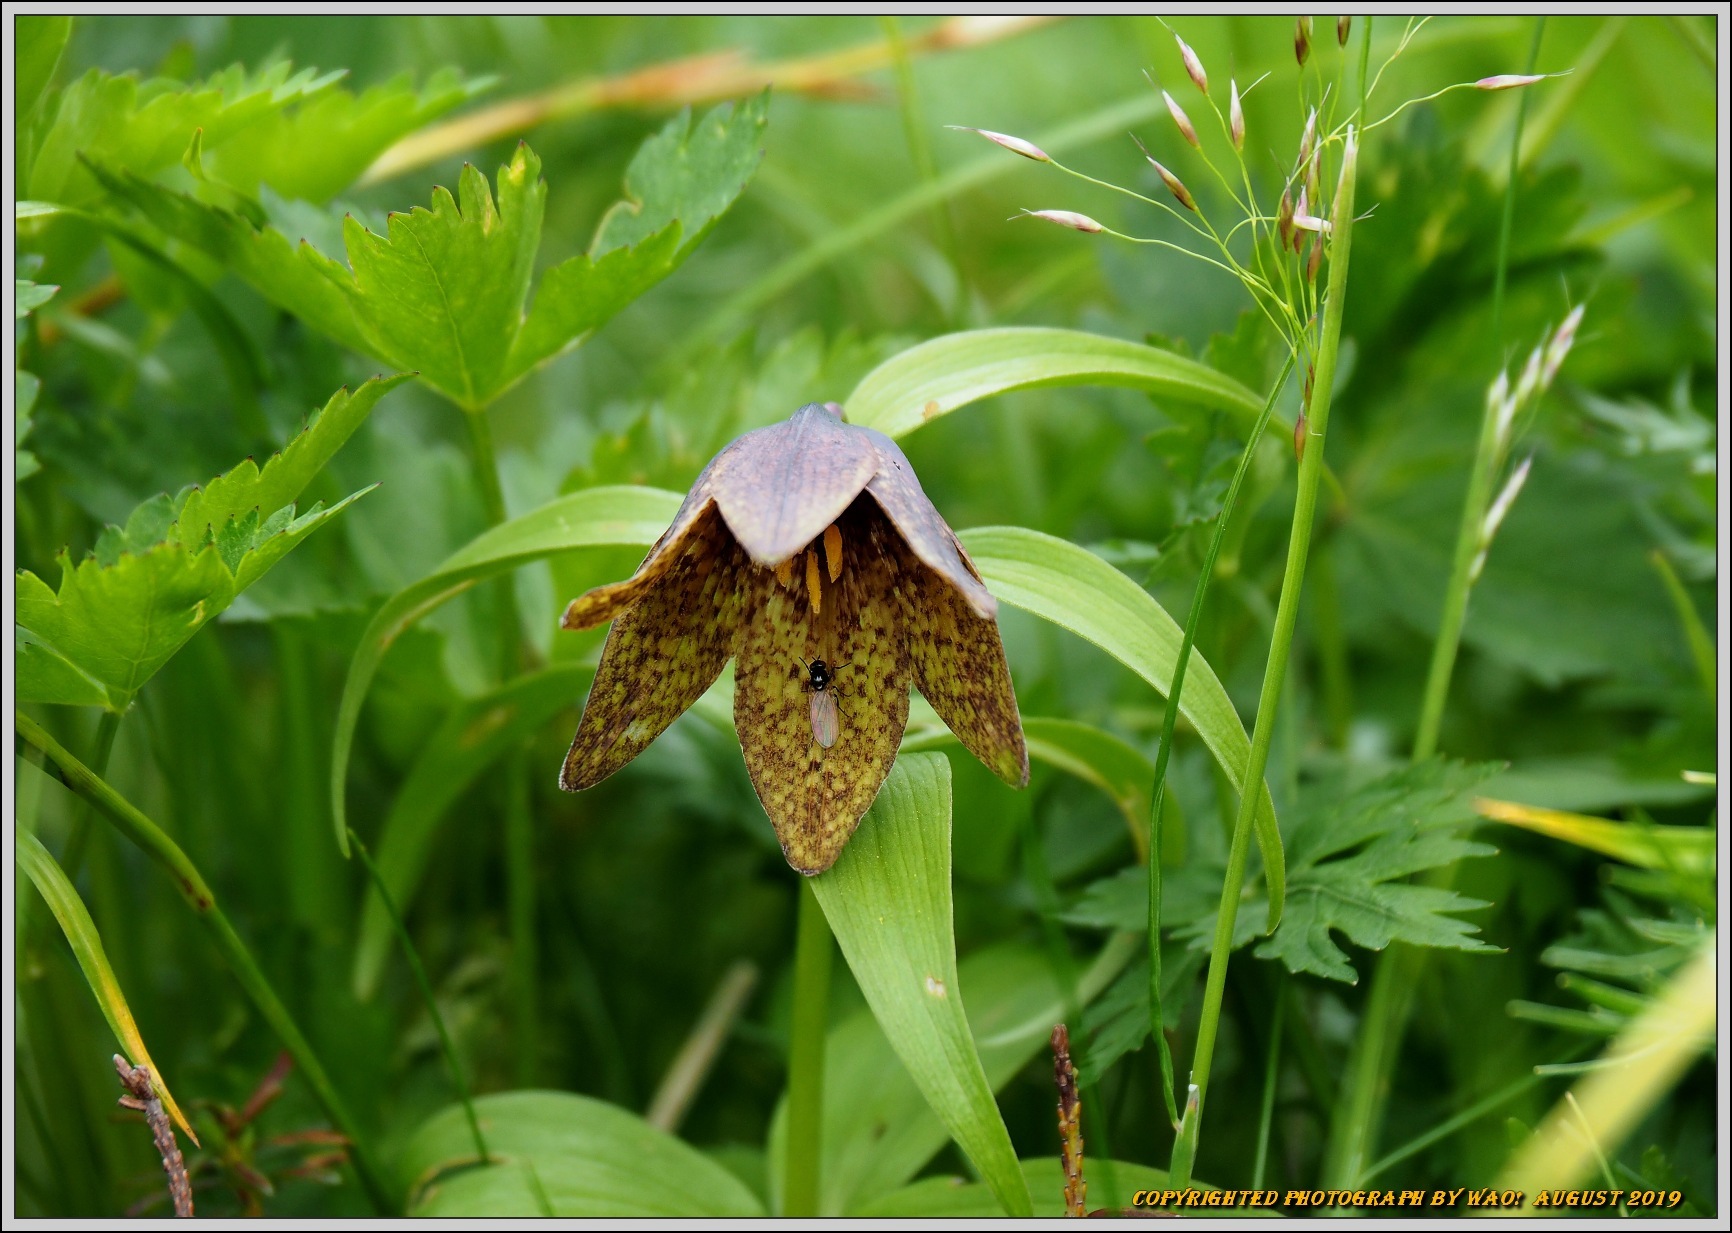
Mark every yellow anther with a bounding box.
[824,524,843,582]
[805,550,823,615]
[775,557,793,588]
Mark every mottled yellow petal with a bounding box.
[735,504,910,874]
[561,507,746,789]
[824,523,843,581]
[899,548,1029,788]
[561,490,720,631]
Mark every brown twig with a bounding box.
[1051,1024,1086,1218]
[115,1054,193,1218]
[361,15,1059,184]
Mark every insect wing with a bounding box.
[809,689,840,748]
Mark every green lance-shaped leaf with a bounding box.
[90,95,768,411]
[330,485,683,852]
[958,526,1283,925]
[805,753,1031,1218]
[16,278,59,317]
[17,827,198,1145]
[845,327,1274,440]
[906,715,1155,843]
[350,664,594,1000]
[15,374,406,711]
[767,936,1135,1215]
[400,1091,765,1217]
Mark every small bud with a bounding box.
[1298,106,1317,169]
[1337,15,1351,46]
[1541,304,1585,386]
[1512,340,1544,409]
[1163,89,1200,148]
[1152,157,1197,211]
[1294,410,1308,461]
[1338,124,1359,198]
[1296,16,1313,67]
[1229,80,1245,150]
[1277,188,1295,250]
[1292,185,1331,233]
[1175,32,1208,93]
[1306,232,1324,281]
[1021,209,1103,234]
[1479,454,1534,561]
[947,125,1050,162]
[1476,73,1547,91]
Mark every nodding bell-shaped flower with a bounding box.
[558,401,1029,874]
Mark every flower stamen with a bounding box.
[805,550,823,615]
[775,557,794,588]
[824,524,844,582]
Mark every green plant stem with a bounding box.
[783,876,833,1216]
[15,710,395,1214]
[348,830,491,1165]
[879,15,962,295]
[1650,549,1717,705]
[1171,125,1357,1190]
[1251,985,1286,1190]
[1145,354,1295,1131]
[60,709,122,883]
[463,403,526,680]
[505,746,540,1087]
[1326,21,1546,1192]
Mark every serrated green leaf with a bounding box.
[957,526,1284,925]
[203,68,487,203]
[16,279,60,317]
[400,1090,764,1217]
[16,370,43,482]
[804,754,1029,1217]
[15,375,402,709]
[351,664,594,1001]
[591,93,768,257]
[18,827,198,1146]
[1245,760,1505,983]
[15,16,73,118]
[15,627,113,709]
[28,61,346,207]
[94,94,768,411]
[845,327,1272,441]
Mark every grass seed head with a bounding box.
[1162,89,1200,147]
[1476,73,1547,91]
[948,125,1050,162]
[1175,32,1209,93]
[1337,15,1351,46]
[1229,79,1245,150]
[1296,16,1313,66]
[1022,208,1104,233]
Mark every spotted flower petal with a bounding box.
[734,501,910,873]
[561,506,747,789]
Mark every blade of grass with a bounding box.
[1329,19,1547,1191]
[1649,549,1716,705]
[1172,124,1358,1189]
[16,710,394,1213]
[348,830,490,1166]
[1145,354,1294,1130]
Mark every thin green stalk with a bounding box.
[1145,354,1295,1131]
[16,710,395,1214]
[505,747,540,1087]
[463,403,525,680]
[60,708,122,882]
[348,830,491,1165]
[1171,124,1357,1190]
[1650,549,1717,705]
[1413,17,1545,762]
[783,876,833,1217]
[1327,21,1546,1191]
[1251,985,1286,1190]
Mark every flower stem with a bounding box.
[1145,354,1295,1130]
[1170,124,1358,1190]
[59,708,122,882]
[783,876,833,1216]
[15,710,396,1214]
[1327,20,1546,1191]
